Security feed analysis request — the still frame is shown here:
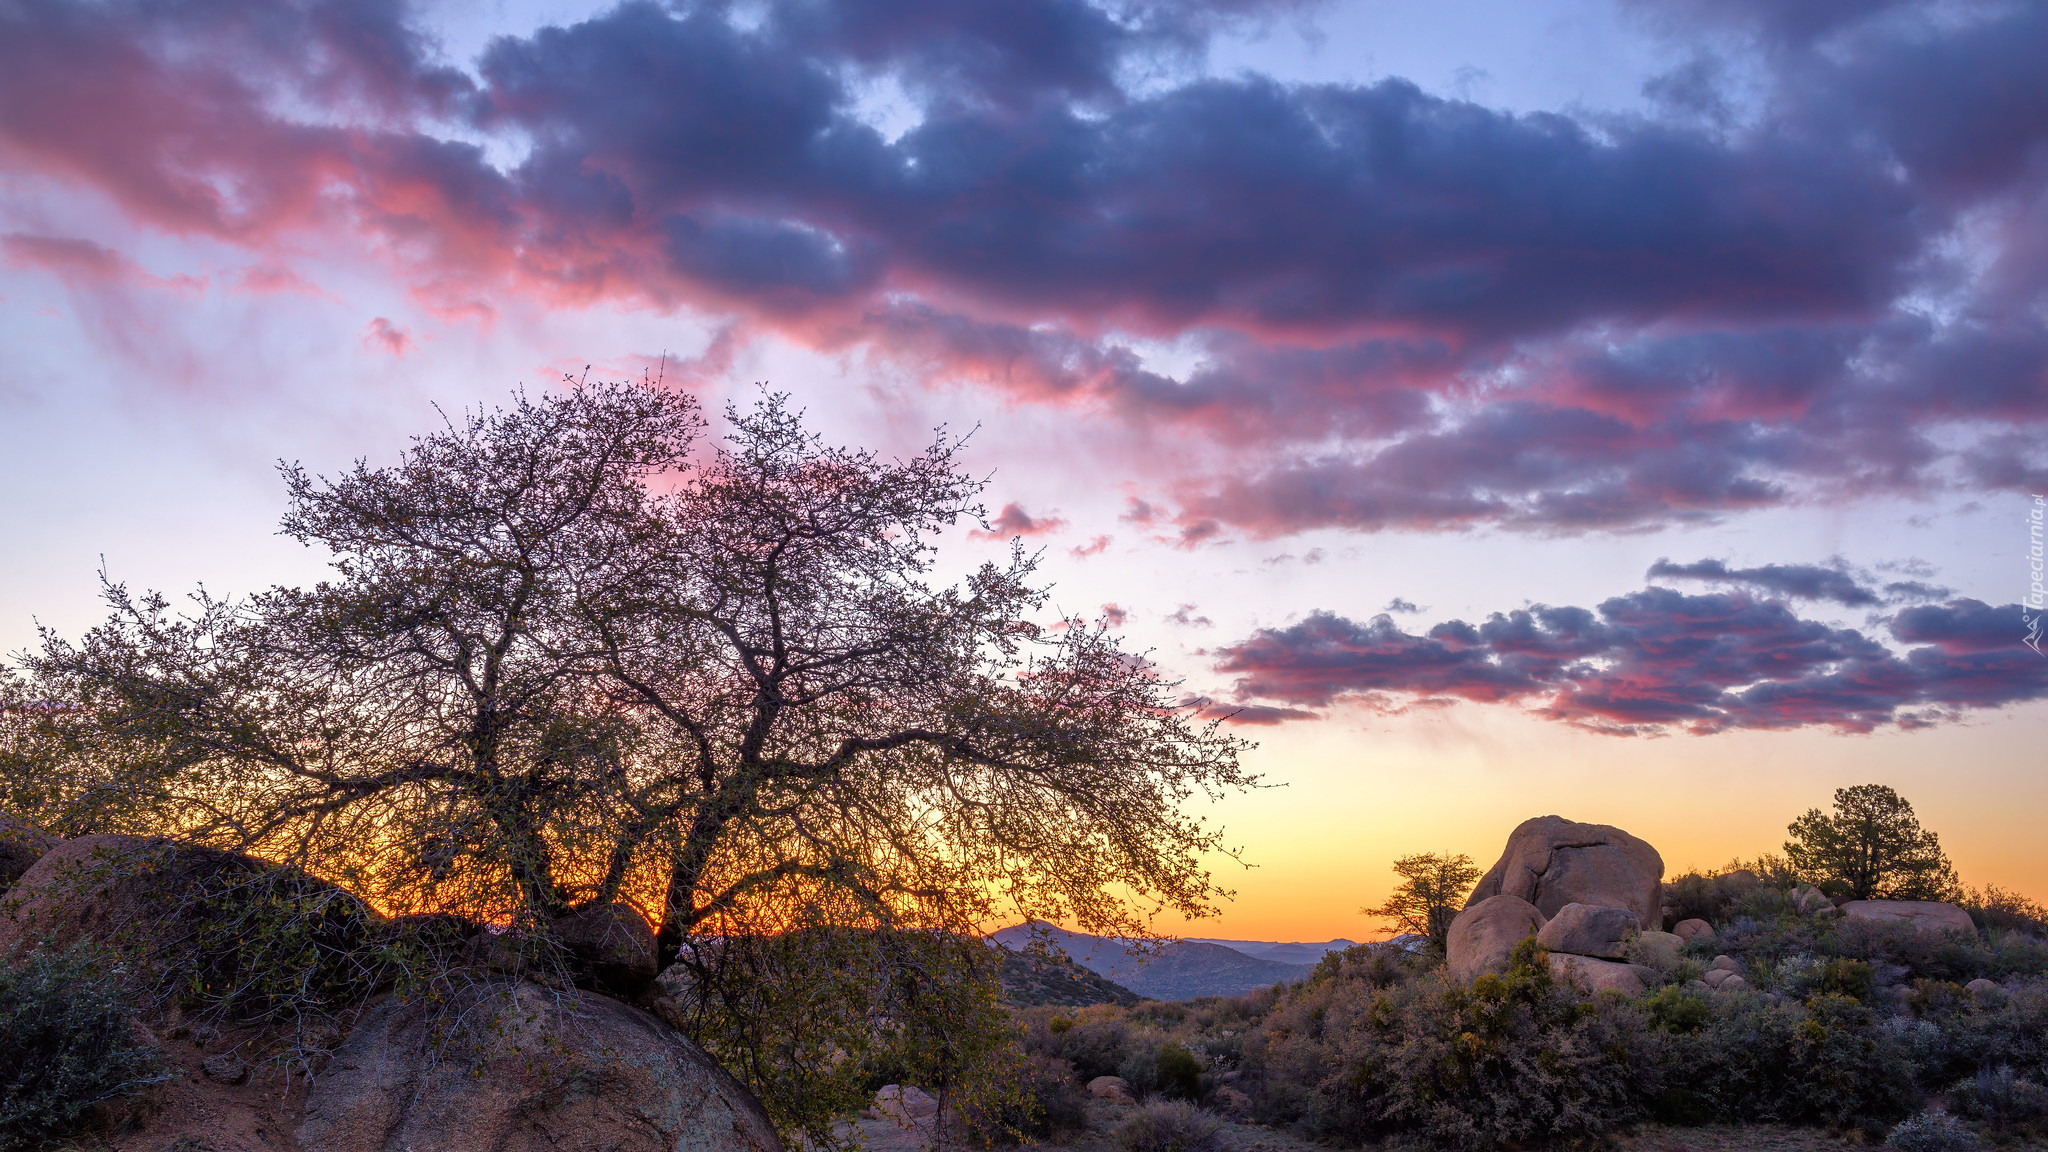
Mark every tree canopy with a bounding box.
[1363,852,1481,954]
[1784,784,1957,901]
[3,379,1253,952]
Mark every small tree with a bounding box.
[1784,784,1958,901]
[1363,852,1481,954]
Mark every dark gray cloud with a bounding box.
[1215,591,2048,734]
[1,0,2045,534]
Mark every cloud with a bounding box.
[1214,591,2048,734]
[1068,534,1113,559]
[1167,604,1212,627]
[1099,602,1128,628]
[362,316,411,354]
[2,0,2046,534]
[1645,557,1952,607]
[973,501,1066,539]
[1383,597,1423,614]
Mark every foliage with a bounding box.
[1950,1065,2048,1136]
[657,925,1015,1146]
[1112,1100,1227,1152]
[959,1052,1090,1145]
[0,948,167,1152]
[1785,785,1958,901]
[1959,885,2048,937]
[1885,1111,1981,1152]
[1154,1042,1202,1100]
[1361,852,1482,955]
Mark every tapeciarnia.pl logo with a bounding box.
[2028,494,2045,656]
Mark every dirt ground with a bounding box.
[52,1021,315,1152]
[837,1102,2048,1152]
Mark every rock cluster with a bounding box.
[1464,815,1665,927]
[1448,816,1666,997]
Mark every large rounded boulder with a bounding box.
[1464,815,1665,927]
[299,980,785,1152]
[0,833,380,1014]
[1446,894,1547,980]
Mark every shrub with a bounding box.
[1885,1111,1980,1152]
[1113,1100,1227,1152]
[0,948,166,1151]
[1950,1066,2048,1135]
[1155,1043,1202,1100]
[1659,992,1914,1128]
[1961,886,2048,937]
[960,1053,1090,1144]
[1245,939,1660,1149]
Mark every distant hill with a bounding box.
[1187,938,1359,966]
[989,923,1315,1000]
[993,943,1141,1007]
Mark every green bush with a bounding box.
[1245,939,1660,1149]
[0,948,166,1152]
[1112,1100,1226,1152]
[1154,1042,1202,1101]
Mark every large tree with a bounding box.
[1784,784,1957,901]
[7,381,1253,949]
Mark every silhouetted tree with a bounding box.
[1364,852,1481,954]
[1784,784,1957,901]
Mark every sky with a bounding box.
[2,0,2045,942]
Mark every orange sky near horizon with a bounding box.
[1135,696,2048,944]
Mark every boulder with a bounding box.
[1535,903,1640,959]
[299,980,783,1152]
[1702,968,1735,989]
[1673,918,1714,943]
[0,834,376,976]
[1708,955,1743,974]
[1966,978,2004,1001]
[1465,816,1664,927]
[874,1085,939,1122]
[1632,930,1685,971]
[1088,1075,1136,1104]
[1446,895,1547,980]
[1792,885,1840,916]
[551,901,659,995]
[1716,974,1751,993]
[0,812,57,890]
[1841,900,1976,937]
[1547,953,1649,997]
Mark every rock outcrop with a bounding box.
[1535,903,1639,960]
[1465,815,1664,927]
[1446,894,1546,980]
[0,812,56,890]
[300,980,783,1152]
[1841,899,1976,936]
